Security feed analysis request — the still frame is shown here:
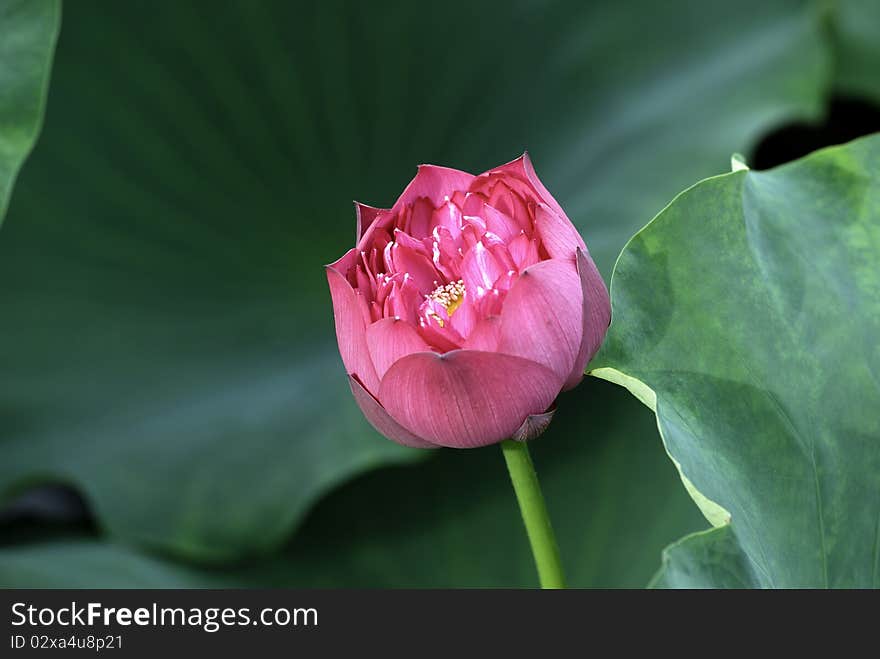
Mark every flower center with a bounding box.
[430,279,466,314]
[428,279,466,325]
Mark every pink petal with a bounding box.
[393,228,431,257]
[325,253,381,395]
[390,243,441,293]
[370,227,393,253]
[430,226,460,280]
[521,152,569,222]
[508,233,541,272]
[358,248,379,292]
[357,209,398,252]
[463,316,501,351]
[349,375,437,449]
[362,234,389,280]
[461,241,504,293]
[354,284,373,326]
[563,247,611,390]
[396,204,412,234]
[393,164,475,211]
[491,268,516,294]
[485,153,569,223]
[472,287,504,317]
[355,264,372,299]
[416,316,464,353]
[383,239,395,273]
[388,274,422,324]
[366,317,431,380]
[461,194,519,241]
[498,257,583,381]
[448,294,477,337]
[460,222,481,251]
[432,201,464,238]
[374,272,393,306]
[481,203,521,241]
[408,197,434,238]
[327,246,359,285]
[486,239,517,274]
[379,350,561,448]
[461,213,487,236]
[534,202,586,260]
[486,180,532,232]
[355,202,387,241]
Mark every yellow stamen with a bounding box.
[427,279,466,327]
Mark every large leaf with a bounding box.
[593,134,880,588]
[0,0,835,562]
[0,0,59,224]
[0,380,705,587]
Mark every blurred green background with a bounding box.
[1,0,878,587]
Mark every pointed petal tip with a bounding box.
[355,202,388,241]
[393,164,476,211]
[354,200,386,210]
[325,248,357,275]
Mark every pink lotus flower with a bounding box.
[326,155,610,448]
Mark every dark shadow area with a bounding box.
[751,96,880,169]
[0,485,95,544]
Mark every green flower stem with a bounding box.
[501,439,566,589]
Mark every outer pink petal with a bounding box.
[327,245,359,278]
[366,317,431,380]
[392,164,475,211]
[355,202,387,241]
[520,152,568,222]
[379,350,561,448]
[535,202,586,261]
[563,247,611,390]
[498,257,583,381]
[349,375,437,449]
[326,250,381,395]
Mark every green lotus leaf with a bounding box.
[594,134,880,588]
[0,0,59,223]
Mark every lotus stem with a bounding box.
[501,439,566,589]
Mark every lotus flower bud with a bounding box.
[326,155,610,448]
